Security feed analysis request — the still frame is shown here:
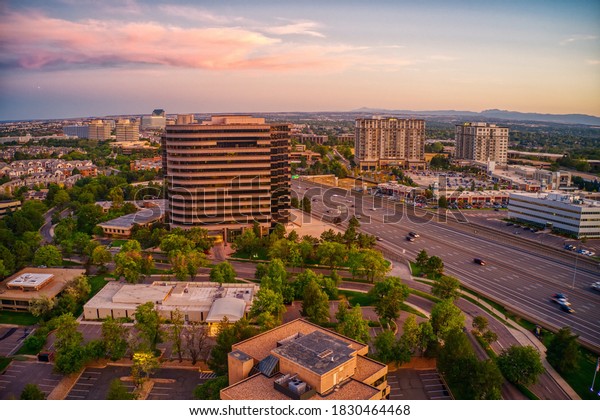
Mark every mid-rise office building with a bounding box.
[162,115,290,241]
[354,117,425,171]
[115,119,139,142]
[176,114,195,125]
[455,122,508,164]
[508,191,600,238]
[62,124,89,138]
[141,109,167,130]
[88,120,112,140]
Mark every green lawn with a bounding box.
[338,290,376,307]
[0,311,39,326]
[231,248,270,261]
[110,239,128,247]
[0,356,11,373]
[88,275,110,298]
[61,259,82,266]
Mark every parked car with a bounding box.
[473,258,486,266]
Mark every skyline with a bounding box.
[0,0,599,120]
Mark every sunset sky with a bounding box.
[1,0,599,120]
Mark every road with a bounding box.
[292,179,600,351]
[39,207,70,244]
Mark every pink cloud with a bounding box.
[0,10,282,70]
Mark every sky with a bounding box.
[0,0,599,120]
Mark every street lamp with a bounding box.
[571,248,579,290]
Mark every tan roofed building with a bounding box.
[221,319,389,400]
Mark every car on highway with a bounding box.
[559,303,575,314]
[564,244,576,251]
[591,282,600,292]
[473,258,486,266]
[408,232,419,238]
[406,236,415,242]
[376,236,382,241]
[551,293,570,306]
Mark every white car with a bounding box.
[591,282,600,291]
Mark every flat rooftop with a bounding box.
[7,273,53,290]
[272,331,355,375]
[84,281,257,317]
[221,373,380,400]
[233,319,367,363]
[0,267,86,300]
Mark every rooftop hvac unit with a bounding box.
[288,379,307,395]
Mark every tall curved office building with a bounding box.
[162,115,290,242]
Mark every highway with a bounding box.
[292,179,600,351]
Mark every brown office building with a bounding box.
[162,115,290,241]
[455,122,508,164]
[354,117,425,170]
[221,319,389,400]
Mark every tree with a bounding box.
[208,318,256,376]
[64,275,91,303]
[101,318,129,361]
[185,227,214,252]
[29,295,56,319]
[193,376,229,400]
[232,229,260,256]
[425,255,445,276]
[52,189,71,209]
[209,261,237,284]
[431,276,461,300]
[482,330,498,346]
[108,186,125,209]
[168,309,185,362]
[114,240,146,284]
[335,298,349,323]
[438,195,448,208]
[348,249,389,283]
[415,249,429,268]
[301,196,312,214]
[369,276,410,321]
[400,314,420,354]
[54,313,86,374]
[418,321,437,356]
[20,384,46,400]
[184,322,210,365]
[546,327,580,374]
[373,330,411,366]
[250,288,286,322]
[316,241,346,270]
[301,278,330,324]
[337,304,370,344]
[471,316,489,336]
[131,351,160,387]
[259,259,287,295]
[497,345,544,386]
[430,299,465,341]
[134,302,162,352]
[160,234,194,255]
[91,245,112,270]
[268,238,292,262]
[107,379,135,400]
[33,245,62,267]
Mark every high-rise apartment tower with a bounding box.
[115,119,139,142]
[354,117,425,170]
[455,122,508,164]
[162,115,290,241]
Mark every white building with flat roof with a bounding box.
[84,281,258,335]
[508,191,600,238]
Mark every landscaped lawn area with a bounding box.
[0,356,11,372]
[338,290,376,307]
[110,239,128,247]
[88,275,110,298]
[0,310,39,326]
[231,248,269,261]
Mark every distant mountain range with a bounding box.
[352,108,600,126]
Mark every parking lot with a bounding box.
[66,365,209,400]
[387,369,451,400]
[0,360,63,399]
[0,326,33,357]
